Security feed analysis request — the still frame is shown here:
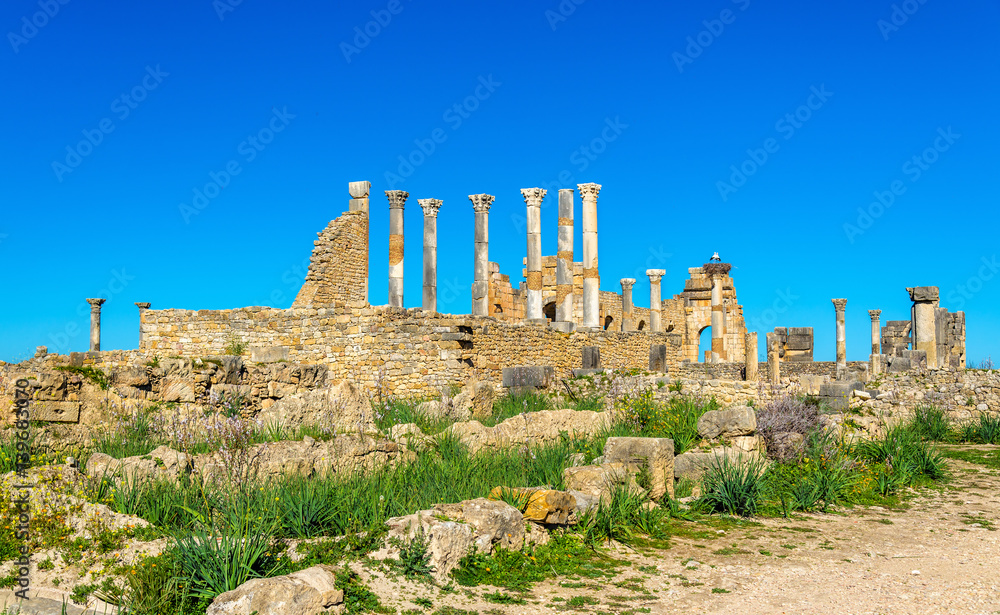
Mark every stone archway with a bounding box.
[604,315,614,330]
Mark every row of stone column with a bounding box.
[381,184,604,327]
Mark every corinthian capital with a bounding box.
[469,193,494,213]
[576,182,602,201]
[646,269,665,283]
[620,278,636,290]
[832,298,848,311]
[868,309,882,319]
[385,190,409,209]
[418,198,443,217]
[520,187,547,207]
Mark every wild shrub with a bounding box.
[854,425,947,485]
[578,484,668,545]
[698,454,767,517]
[755,395,823,460]
[393,529,435,579]
[613,391,715,454]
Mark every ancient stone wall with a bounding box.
[882,320,912,356]
[674,267,746,363]
[772,327,814,362]
[292,211,368,308]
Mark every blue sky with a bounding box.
[1,0,997,364]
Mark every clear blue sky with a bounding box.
[2,0,998,365]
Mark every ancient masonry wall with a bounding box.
[292,211,368,308]
[140,306,687,396]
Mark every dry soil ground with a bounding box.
[364,444,1000,615]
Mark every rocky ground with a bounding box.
[344,444,1000,615]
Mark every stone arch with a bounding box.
[637,320,646,331]
[604,315,614,330]
[698,325,712,363]
[493,304,503,315]
[543,301,556,322]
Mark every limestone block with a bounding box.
[770,432,805,460]
[30,401,81,423]
[251,347,290,363]
[602,436,675,499]
[673,447,761,483]
[562,462,634,500]
[161,378,195,403]
[502,366,554,389]
[206,565,343,615]
[697,406,756,440]
[487,487,575,524]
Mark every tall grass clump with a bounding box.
[374,398,454,435]
[486,391,554,426]
[577,484,669,545]
[766,431,852,513]
[612,390,716,454]
[697,454,767,517]
[854,425,947,488]
[93,405,159,459]
[755,395,823,461]
[909,404,952,442]
[959,413,1000,444]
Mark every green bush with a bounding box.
[909,404,952,442]
[698,454,767,517]
[960,413,1000,444]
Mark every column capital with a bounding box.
[520,187,547,207]
[86,298,106,311]
[868,309,882,319]
[418,198,443,217]
[576,182,602,201]
[620,278,636,290]
[469,193,494,213]
[385,190,409,209]
[349,181,371,199]
[646,269,665,283]
[832,298,848,311]
[135,302,151,310]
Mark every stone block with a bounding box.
[549,321,576,333]
[908,286,940,303]
[582,346,601,369]
[787,327,813,336]
[785,334,813,351]
[697,406,756,439]
[649,344,667,373]
[602,437,675,500]
[251,346,289,363]
[487,487,575,524]
[30,401,80,423]
[502,366,554,389]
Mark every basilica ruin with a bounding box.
[61,179,965,398]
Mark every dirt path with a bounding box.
[370,445,1000,615]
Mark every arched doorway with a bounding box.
[698,325,712,362]
[637,320,646,331]
[604,315,614,330]
[543,301,556,322]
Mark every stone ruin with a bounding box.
[7,180,968,399]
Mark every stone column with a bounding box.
[555,189,575,325]
[620,278,636,332]
[86,298,106,352]
[710,275,725,363]
[470,194,494,316]
[833,298,848,374]
[418,199,442,312]
[908,287,940,368]
[135,302,151,348]
[868,309,882,355]
[745,331,758,382]
[521,188,547,322]
[385,190,408,308]
[349,181,371,303]
[577,183,602,329]
[646,269,665,333]
[767,332,780,386]
[348,181,370,213]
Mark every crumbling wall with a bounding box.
[772,327,814,362]
[882,320,911,356]
[292,210,368,308]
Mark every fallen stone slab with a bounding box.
[488,486,576,524]
[602,436,675,499]
[697,406,757,440]
[206,564,343,615]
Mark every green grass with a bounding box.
[939,447,1000,470]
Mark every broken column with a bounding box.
[767,331,780,386]
[710,275,724,363]
[86,298,106,352]
[386,190,408,308]
[744,331,758,382]
[908,286,940,369]
[620,278,636,332]
[868,309,881,355]
[833,298,848,375]
[646,269,665,332]
[555,189,575,326]
[521,188,547,322]
[135,302,151,348]
[470,194,494,316]
[418,199,442,312]
[348,181,371,303]
[578,183,601,329]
